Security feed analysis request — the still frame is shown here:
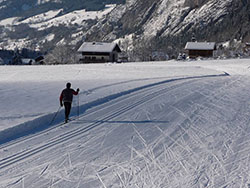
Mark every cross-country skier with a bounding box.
[60,82,80,123]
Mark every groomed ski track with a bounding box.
[0,75,213,168]
[1,73,250,188]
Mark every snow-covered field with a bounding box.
[0,59,250,187]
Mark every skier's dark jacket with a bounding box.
[60,88,78,103]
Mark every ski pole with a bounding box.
[49,106,61,126]
[77,94,80,118]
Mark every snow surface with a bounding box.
[0,17,19,26]
[0,59,250,187]
[21,9,63,25]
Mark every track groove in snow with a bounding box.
[0,77,197,169]
[0,73,228,147]
[0,73,229,171]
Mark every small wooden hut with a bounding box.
[185,42,216,58]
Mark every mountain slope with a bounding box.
[0,0,124,20]
[89,0,250,46]
[0,3,118,51]
[0,0,249,58]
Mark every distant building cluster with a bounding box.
[0,48,44,65]
[1,38,250,65]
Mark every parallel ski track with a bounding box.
[0,77,193,149]
[0,74,228,150]
[0,77,203,170]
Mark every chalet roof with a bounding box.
[185,42,216,50]
[77,42,121,53]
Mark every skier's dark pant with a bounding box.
[64,102,72,120]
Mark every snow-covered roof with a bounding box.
[77,42,121,53]
[185,42,216,50]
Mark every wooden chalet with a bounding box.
[185,42,216,58]
[77,42,121,63]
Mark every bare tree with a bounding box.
[131,38,156,61]
[45,45,78,65]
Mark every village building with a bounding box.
[77,42,122,63]
[185,42,216,58]
[243,42,250,54]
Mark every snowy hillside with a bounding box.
[0,5,116,29]
[0,0,249,55]
[0,59,250,187]
[143,0,231,37]
[0,4,116,50]
[20,5,116,30]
